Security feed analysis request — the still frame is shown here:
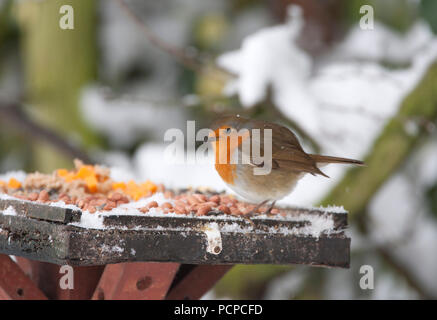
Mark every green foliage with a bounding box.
[420,0,437,34]
[0,0,13,45]
[15,0,102,171]
[426,182,437,218]
[214,265,291,299]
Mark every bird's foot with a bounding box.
[245,199,269,218]
[263,200,277,215]
[243,200,277,227]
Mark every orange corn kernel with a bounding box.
[57,169,77,182]
[85,175,98,193]
[112,182,126,190]
[75,166,95,179]
[57,169,69,177]
[141,180,157,193]
[8,178,21,189]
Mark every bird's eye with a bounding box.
[203,135,209,143]
[225,127,231,134]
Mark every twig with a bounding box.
[115,0,230,76]
[377,246,436,299]
[356,209,436,300]
[0,102,92,163]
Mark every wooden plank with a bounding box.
[0,198,81,223]
[65,226,350,267]
[0,254,47,300]
[92,262,180,300]
[102,209,348,231]
[0,214,69,265]
[0,202,350,268]
[166,265,233,300]
[18,260,105,300]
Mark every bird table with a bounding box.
[0,198,350,300]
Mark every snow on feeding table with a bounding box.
[0,195,350,267]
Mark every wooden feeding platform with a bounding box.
[0,197,350,300]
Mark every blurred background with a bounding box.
[1,0,437,299]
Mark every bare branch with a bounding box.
[377,246,436,299]
[115,0,233,77]
[0,101,92,163]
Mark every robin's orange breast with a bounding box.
[213,136,237,185]
[215,163,236,185]
[211,126,249,185]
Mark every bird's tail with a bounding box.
[309,154,364,166]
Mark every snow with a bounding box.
[0,171,27,183]
[335,21,434,65]
[70,211,105,230]
[48,201,81,211]
[100,244,125,254]
[0,193,82,212]
[51,185,340,238]
[80,86,186,147]
[2,206,17,216]
[68,192,339,238]
[218,6,311,109]
[0,193,20,201]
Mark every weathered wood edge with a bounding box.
[66,226,350,268]
[0,212,350,268]
[0,198,81,223]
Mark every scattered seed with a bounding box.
[147,201,159,209]
[197,204,212,216]
[187,195,200,205]
[174,205,187,214]
[28,193,39,201]
[218,204,230,214]
[139,207,149,214]
[192,193,207,203]
[208,195,220,205]
[161,202,173,210]
[38,190,49,201]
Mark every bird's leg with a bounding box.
[263,200,276,215]
[242,200,270,228]
[244,200,278,227]
[246,199,269,218]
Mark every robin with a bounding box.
[208,115,363,214]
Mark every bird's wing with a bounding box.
[254,122,327,176]
[272,147,327,177]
